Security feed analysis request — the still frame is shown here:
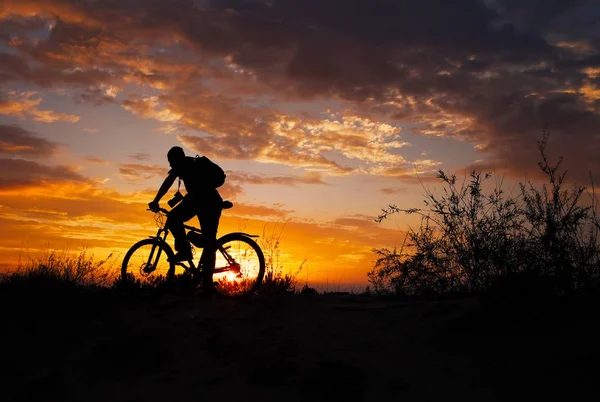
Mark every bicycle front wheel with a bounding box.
[121,238,175,286]
[212,233,265,297]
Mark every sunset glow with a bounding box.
[2,1,600,289]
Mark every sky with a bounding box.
[1,0,600,288]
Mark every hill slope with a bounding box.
[2,292,599,401]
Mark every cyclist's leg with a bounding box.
[166,196,196,258]
[197,206,222,293]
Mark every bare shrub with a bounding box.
[370,128,600,298]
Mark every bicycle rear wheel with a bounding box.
[121,238,175,286]
[212,233,265,297]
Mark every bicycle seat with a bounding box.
[223,200,233,209]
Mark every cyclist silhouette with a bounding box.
[148,146,224,290]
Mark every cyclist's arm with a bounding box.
[152,173,177,203]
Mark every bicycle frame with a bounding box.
[145,211,259,277]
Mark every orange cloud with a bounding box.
[128,153,151,161]
[0,158,87,190]
[118,163,166,182]
[0,177,403,285]
[1,0,599,188]
[1,0,98,26]
[0,124,60,156]
[121,96,183,123]
[85,156,109,165]
[377,165,439,184]
[0,91,79,123]
[227,171,327,186]
[0,151,404,285]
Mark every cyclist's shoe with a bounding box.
[169,250,193,263]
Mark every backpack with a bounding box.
[194,155,226,188]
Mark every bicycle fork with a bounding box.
[145,229,169,273]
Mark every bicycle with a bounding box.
[121,201,265,297]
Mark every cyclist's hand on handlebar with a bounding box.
[148,200,160,212]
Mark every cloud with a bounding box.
[226,171,327,186]
[178,131,352,172]
[226,202,292,218]
[0,91,79,123]
[121,96,183,123]
[1,0,599,182]
[332,216,378,229]
[85,156,109,165]
[0,124,61,157]
[217,182,244,200]
[128,153,152,161]
[0,14,47,43]
[0,158,88,190]
[118,163,166,182]
[376,164,440,184]
[380,187,408,195]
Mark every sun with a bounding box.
[222,271,242,283]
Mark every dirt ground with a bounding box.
[2,291,599,401]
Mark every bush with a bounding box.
[370,128,600,298]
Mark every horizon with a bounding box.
[1,1,600,285]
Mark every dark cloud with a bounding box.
[0,158,87,189]
[490,0,600,41]
[332,216,378,229]
[0,14,47,43]
[2,0,600,181]
[0,53,32,86]
[73,88,117,106]
[380,165,439,184]
[0,124,60,156]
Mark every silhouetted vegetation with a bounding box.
[299,284,319,294]
[0,249,117,290]
[1,221,307,300]
[370,129,600,300]
[0,249,121,315]
[258,222,306,294]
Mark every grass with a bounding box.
[257,221,307,294]
[1,248,118,287]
